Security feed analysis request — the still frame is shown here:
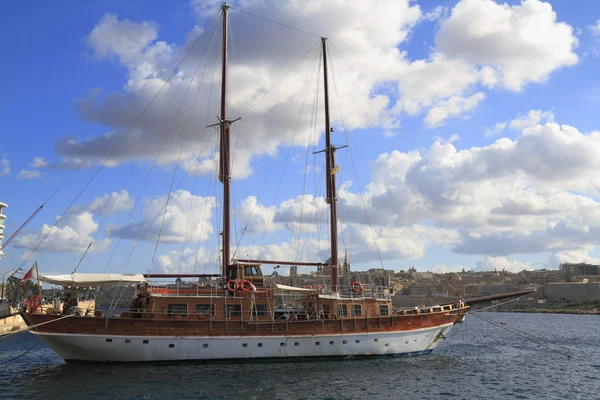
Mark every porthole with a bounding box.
[258,343,263,347]
[280,342,286,347]
[329,341,335,345]
[355,340,360,344]
[316,341,321,345]
[125,339,131,344]
[105,338,112,343]
[374,338,379,342]
[342,340,347,344]
[203,344,209,348]
[169,344,175,348]
[143,340,149,344]
[242,343,248,348]
[295,342,300,346]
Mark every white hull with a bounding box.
[32,323,454,362]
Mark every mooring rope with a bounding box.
[470,312,572,359]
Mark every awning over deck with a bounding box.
[39,273,146,287]
[274,284,317,292]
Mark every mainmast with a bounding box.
[321,38,339,293]
[219,3,231,279]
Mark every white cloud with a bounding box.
[14,190,135,254]
[509,109,554,131]
[29,157,49,168]
[437,0,578,91]
[106,189,215,243]
[589,20,600,36]
[425,92,485,127]
[475,256,532,272]
[17,170,46,180]
[16,211,110,253]
[0,157,9,176]
[485,121,507,137]
[424,6,446,22]
[547,250,600,268]
[85,190,134,216]
[431,264,470,274]
[49,0,579,176]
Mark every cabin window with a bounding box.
[225,304,242,317]
[196,304,215,316]
[352,304,362,317]
[379,305,389,317]
[244,266,261,276]
[168,304,188,316]
[252,304,268,317]
[338,304,348,317]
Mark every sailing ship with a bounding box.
[19,4,531,362]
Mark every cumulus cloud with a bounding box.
[425,92,485,127]
[84,190,134,216]
[548,250,600,267]
[589,20,600,36]
[0,157,9,176]
[437,0,578,91]
[475,256,532,272]
[17,210,107,253]
[52,0,578,178]
[29,157,49,168]
[485,121,507,137]
[509,109,554,131]
[106,189,215,243]
[15,190,134,254]
[17,170,46,180]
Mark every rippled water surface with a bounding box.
[1,312,598,399]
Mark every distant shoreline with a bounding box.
[493,309,599,315]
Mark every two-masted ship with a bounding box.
[19,4,527,362]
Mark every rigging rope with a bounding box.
[328,45,385,271]
[232,43,321,258]
[18,12,221,273]
[229,6,321,38]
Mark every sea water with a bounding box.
[1,312,598,400]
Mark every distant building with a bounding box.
[543,282,600,303]
[560,263,599,276]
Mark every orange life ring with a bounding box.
[240,280,253,292]
[351,281,363,292]
[226,280,239,292]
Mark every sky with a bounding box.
[2,0,600,277]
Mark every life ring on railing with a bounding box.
[240,280,253,292]
[351,281,363,293]
[226,280,239,292]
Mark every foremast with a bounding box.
[321,37,340,293]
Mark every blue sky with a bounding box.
[2,0,600,277]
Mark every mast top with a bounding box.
[221,3,230,10]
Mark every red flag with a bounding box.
[20,265,34,284]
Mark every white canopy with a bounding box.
[39,273,146,287]
[274,284,317,292]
